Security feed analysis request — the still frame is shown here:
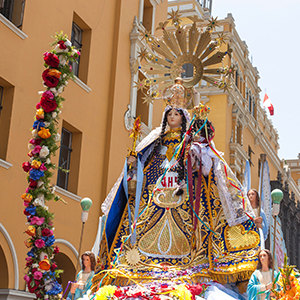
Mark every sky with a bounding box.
[211,0,300,160]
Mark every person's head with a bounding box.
[81,251,96,271]
[247,189,260,209]
[162,107,187,131]
[257,249,273,270]
[193,119,214,141]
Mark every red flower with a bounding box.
[50,262,57,271]
[22,162,31,172]
[41,228,52,236]
[27,279,40,293]
[187,284,204,300]
[53,245,60,254]
[58,40,67,49]
[42,69,60,88]
[44,52,60,68]
[114,289,123,298]
[40,96,58,113]
[36,102,41,109]
[23,209,30,216]
[29,179,37,188]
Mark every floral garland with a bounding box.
[22,32,80,300]
[271,254,300,300]
[91,282,207,300]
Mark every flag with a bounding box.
[263,93,274,115]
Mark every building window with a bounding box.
[182,63,194,79]
[0,78,14,160]
[57,128,72,190]
[143,0,153,32]
[57,122,82,194]
[0,0,25,28]
[248,90,252,112]
[235,70,239,88]
[70,22,82,77]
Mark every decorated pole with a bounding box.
[22,33,80,300]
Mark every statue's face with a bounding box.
[259,250,269,266]
[247,189,258,208]
[167,109,182,129]
[82,255,91,270]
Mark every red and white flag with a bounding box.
[263,93,274,116]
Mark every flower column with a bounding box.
[22,33,80,300]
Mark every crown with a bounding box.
[193,103,210,120]
[163,78,191,109]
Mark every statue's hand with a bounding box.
[254,216,263,229]
[70,283,79,294]
[127,155,137,167]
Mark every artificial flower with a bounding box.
[22,193,33,202]
[28,143,35,150]
[169,284,192,300]
[39,163,47,171]
[24,239,33,248]
[38,128,51,139]
[43,122,50,128]
[58,55,67,66]
[35,239,45,248]
[44,52,60,68]
[53,245,59,254]
[50,263,57,271]
[58,40,67,50]
[43,235,55,247]
[30,216,45,225]
[29,138,42,145]
[34,271,43,280]
[42,90,54,99]
[24,274,30,283]
[32,129,38,138]
[28,279,40,293]
[36,109,44,120]
[29,179,38,188]
[22,162,31,172]
[29,169,44,181]
[39,258,51,270]
[54,133,61,142]
[25,225,36,236]
[33,120,45,130]
[42,69,60,88]
[52,111,57,118]
[187,284,206,300]
[95,285,117,300]
[31,160,42,169]
[32,145,42,155]
[36,102,41,109]
[40,96,58,113]
[48,69,61,78]
[42,228,53,237]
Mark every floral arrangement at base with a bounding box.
[91,282,207,300]
[22,32,80,300]
[271,254,300,300]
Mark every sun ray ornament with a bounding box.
[137,10,234,106]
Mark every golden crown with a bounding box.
[193,103,210,120]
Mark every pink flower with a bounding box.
[24,274,30,283]
[23,201,29,207]
[39,163,47,171]
[22,162,31,172]
[32,145,42,155]
[33,271,43,280]
[34,239,45,248]
[42,90,54,100]
[30,216,45,226]
[25,187,33,193]
[77,51,81,56]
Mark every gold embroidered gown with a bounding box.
[92,129,260,290]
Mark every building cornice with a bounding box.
[0,14,28,40]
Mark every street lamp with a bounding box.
[271,189,283,279]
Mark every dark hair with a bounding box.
[144,108,187,185]
[81,251,96,271]
[247,189,260,208]
[257,249,273,270]
[192,119,214,141]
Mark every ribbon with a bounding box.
[194,147,202,231]
[60,280,72,300]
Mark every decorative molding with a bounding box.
[54,238,78,258]
[0,159,12,170]
[0,223,19,289]
[0,289,33,300]
[73,77,91,93]
[230,143,249,161]
[54,186,81,202]
[0,14,28,40]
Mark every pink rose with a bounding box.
[33,271,43,280]
[41,228,53,236]
[39,163,47,171]
[32,145,42,155]
[24,274,30,283]
[29,138,42,145]
[42,90,54,100]
[34,239,45,248]
[30,216,45,226]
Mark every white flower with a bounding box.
[39,145,49,158]
[40,252,48,261]
[44,295,49,300]
[63,73,67,78]
[43,122,50,128]
[30,157,35,162]
[33,193,45,207]
[28,143,34,150]
[46,158,51,164]
[54,45,68,53]
[52,112,57,118]
[55,133,61,142]
[44,206,49,211]
[32,263,39,268]
[49,88,58,97]
[59,55,67,66]
[51,186,56,193]
[32,129,38,138]
[65,39,72,47]
[57,109,61,115]
[37,180,44,188]
[64,81,68,86]
[57,86,64,94]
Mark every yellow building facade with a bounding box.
[0,0,167,297]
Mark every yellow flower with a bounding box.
[22,193,33,203]
[36,109,44,119]
[25,225,36,236]
[31,160,41,169]
[48,69,61,79]
[38,127,51,139]
[169,284,192,300]
[24,238,33,248]
[39,259,51,270]
[95,285,117,300]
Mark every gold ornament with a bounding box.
[193,103,211,120]
[125,248,141,266]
